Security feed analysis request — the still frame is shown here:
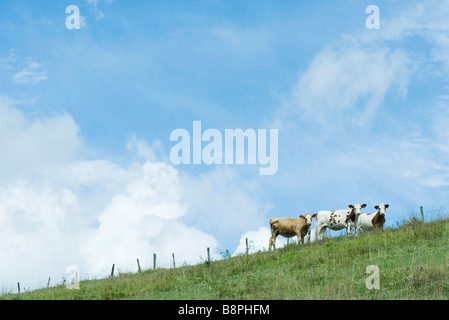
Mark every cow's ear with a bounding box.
[348,205,354,209]
[385,204,389,208]
[299,215,305,219]
[374,205,379,210]
[361,204,367,208]
[312,213,317,219]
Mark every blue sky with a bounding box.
[0,0,370,150]
[1,0,449,290]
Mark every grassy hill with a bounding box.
[2,217,449,300]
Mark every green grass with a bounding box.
[2,217,449,300]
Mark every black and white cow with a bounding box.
[315,203,366,240]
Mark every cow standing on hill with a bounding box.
[315,203,366,240]
[357,203,389,232]
[268,213,317,251]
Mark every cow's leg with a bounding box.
[297,232,303,245]
[346,224,352,235]
[321,227,327,240]
[299,229,308,244]
[269,231,278,251]
[316,223,321,241]
[317,225,326,241]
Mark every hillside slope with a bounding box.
[3,218,449,300]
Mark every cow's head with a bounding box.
[348,203,367,217]
[374,203,389,215]
[300,213,317,226]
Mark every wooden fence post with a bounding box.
[153,253,157,270]
[420,206,425,222]
[137,259,141,273]
[110,264,115,278]
[246,238,249,255]
[47,277,51,288]
[172,253,176,269]
[17,282,20,294]
[207,247,211,265]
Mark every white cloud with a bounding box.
[96,11,104,20]
[0,94,80,183]
[361,0,449,73]
[330,96,449,191]
[80,161,219,275]
[180,167,271,242]
[0,160,220,291]
[126,134,165,162]
[232,227,271,255]
[0,94,268,291]
[270,0,449,207]
[1,50,48,85]
[86,0,115,5]
[12,61,47,85]
[0,49,18,69]
[283,39,413,126]
[275,1,449,130]
[86,0,115,20]
[0,177,86,291]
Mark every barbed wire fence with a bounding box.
[7,239,250,294]
[8,205,449,295]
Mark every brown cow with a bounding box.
[268,213,317,251]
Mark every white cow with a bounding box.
[315,203,366,240]
[357,203,389,232]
